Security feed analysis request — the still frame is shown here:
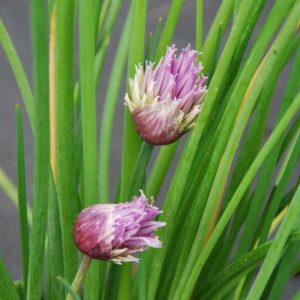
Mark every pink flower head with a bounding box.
[125,45,208,145]
[73,191,165,264]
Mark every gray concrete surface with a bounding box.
[0,0,299,298]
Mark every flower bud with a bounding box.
[125,45,208,145]
[73,191,165,264]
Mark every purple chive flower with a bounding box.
[125,44,208,145]
[73,191,165,264]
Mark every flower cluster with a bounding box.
[125,45,207,145]
[73,192,165,264]
[73,44,208,266]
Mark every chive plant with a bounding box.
[0,0,299,299]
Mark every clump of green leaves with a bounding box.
[0,0,299,299]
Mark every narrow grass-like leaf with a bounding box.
[199,231,300,300]
[94,0,102,41]
[15,105,29,297]
[26,0,50,297]
[46,176,65,300]
[57,277,81,300]
[46,8,64,298]
[155,0,184,60]
[0,167,32,224]
[0,256,20,300]
[100,0,123,40]
[80,1,97,189]
[279,115,300,161]
[79,0,100,297]
[147,142,179,197]
[246,180,300,299]
[127,142,153,198]
[138,255,147,300]
[98,10,131,202]
[0,20,35,130]
[172,4,298,296]
[274,179,299,224]
[195,0,203,50]
[174,91,300,300]
[103,264,120,300]
[150,18,163,60]
[257,44,300,245]
[55,0,78,282]
[225,37,298,204]
[96,0,111,37]
[206,23,223,81]
[145,32,153,62]
[94,0,123,84]
[49,6,57,177]
[232,40,299,259]
[202,0,234,70]
[200,243,271,299]
[266,240,300,300]
[259,128,300,241]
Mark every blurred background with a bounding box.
[0,0,298,298]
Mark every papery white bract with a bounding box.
[73,192,165,264]
[125,45,208,145]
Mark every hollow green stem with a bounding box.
[127,142,153,199]
[66,255,92,300]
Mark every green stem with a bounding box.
[79,0,99,297]
[98,9,132,202]
[55,0,78,282]
[97,0,111,37]
[196,0,203,50]
[202,0,234,71]
[147,142,178,197]
[15,105,30,297]
[27,0,49,298]
[127,142,153,199]
[155,0,184,60]
[66,256,92,300]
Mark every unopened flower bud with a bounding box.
[125,45,208,145]
[73,191,165,264]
